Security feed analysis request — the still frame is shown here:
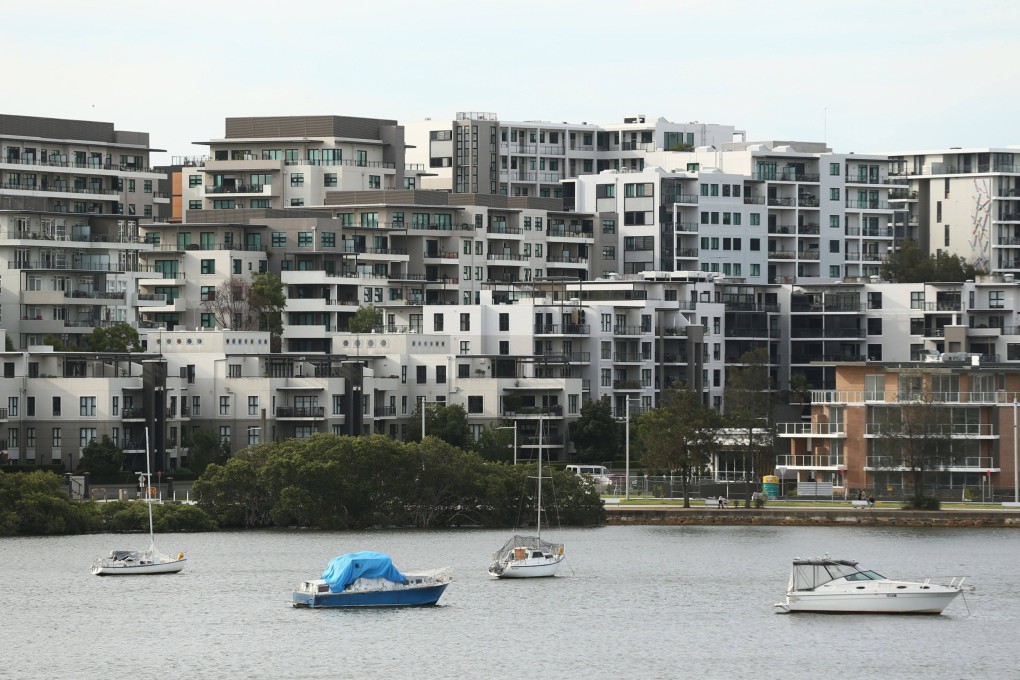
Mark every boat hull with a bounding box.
[780,589,961,614]
[92,558,186,576]
[293,582,449,608]
[490,555,564,579]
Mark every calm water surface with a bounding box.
[2,525,1017,680]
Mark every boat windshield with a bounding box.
[789,560,883,590]
[845,570,885,581]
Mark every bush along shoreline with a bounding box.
[1,434,606,535]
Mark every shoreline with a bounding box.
[606,505,1020,527]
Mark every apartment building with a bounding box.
[179,116,426,216]
[402,113,738,197]
[885,147,1020,274]
[778,359,1017,498]
[0,115,167,350]
[571,141,900,284]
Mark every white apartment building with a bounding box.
[402,112,738,197]
[884,147,1020,274]
[0,115,166,350]
[180,116,426,216]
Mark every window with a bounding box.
[192,396,201,416]
[290,198,304,207]
[990,291,1005,308]
[596,184,616,198]
[320,232,335,248]
[189,175,202,188]
[298,232,313,248]
[459,341,470,355]
[750,213,760,226]
[247,396,259,416]
[868,318,883,335]
[219,426,230,447]
[830,162,841,176]
[201,259,215,274]
[460,313,470,331]
[750,264,760,276]
[829,188,840,201]
[499,340,509,355]
[271,232,286,248]
[324,173,337,187]
[79,428,97,448]
[219,396,230,415]
[433,313,444,332]
[436,366,446,384]
[368,175,381,189]
[750,238,760,251]
[416,366,426,384]
[910,291,925,309]
[830,240,840,253]
[290,173,304,187]
[201,313,215,328]
[867,291,882,309]
[188,200,202,210]
[602,219,615,234]
[468,396,483,414]
[499,313,510,332]
[830,215,840,228]
[79,396,96,417]
[603,246,616,260]
[52,396,61,417]
[200,285,215,301]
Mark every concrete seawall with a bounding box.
[606,506,1020,528]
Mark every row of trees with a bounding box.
[0,470,216,535]
[192,433,605,530]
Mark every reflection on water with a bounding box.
[2,526,1014,680]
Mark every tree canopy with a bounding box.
[407,402,472,449]
[187,428,231,476]
[86,323,140,352]
[724,348,778,507]
[348,305,382,333]
[881,239,980,283]
[193,433,605,529]
[569,395,621,464]
[638,384,720,507]
[78,435,125,475]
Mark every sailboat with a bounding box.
[488,416,565,578]
[91,428,186,576]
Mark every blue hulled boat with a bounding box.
[292,551,452,608]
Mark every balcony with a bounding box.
[865,422,996,438]
[846,200,892,210]
[534,324,589,335]
[276,406,325,419]
[613,324,646,336]
[775,454,845,469]
[613,352,648,362]
[776,422,845,437]
[612,380,642,390]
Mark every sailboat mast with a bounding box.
[536,415,542,537]
[145,427,155,551]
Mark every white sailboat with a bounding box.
[488,416,565,578]
[92,428,186,576]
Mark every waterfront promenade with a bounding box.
[605,500,1020,527]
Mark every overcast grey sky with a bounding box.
[7,0,1019,162]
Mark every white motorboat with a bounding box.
[91,428,186,576]
[775,556,966,614]
[488,416,565,578]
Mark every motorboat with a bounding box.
[293,551,451,608]
[92,428,186,576]
[488,416,565,578]
[775,556,967,614]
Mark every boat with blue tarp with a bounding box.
[292,551,452,608]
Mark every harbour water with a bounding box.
[3,525,1016,680]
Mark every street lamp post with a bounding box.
[1014,400,1019,504]
[496,423,518,465]
[625,397,638,502]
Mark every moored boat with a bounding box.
[293,551,451,608]
[775,556,967,614]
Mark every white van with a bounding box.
[566,465,613,489]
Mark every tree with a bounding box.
[872,372,956,509]
[570,396,621,464]
[881,239,979,283]
[78,435,125,475]
[473,424,516,463]
[187,428,231,476]
[201,272,285,338]
[86,322,140,353]
[348,305,382,333]
[724,348,777,507]
[408,402,472,450]
[638,384,720,507]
